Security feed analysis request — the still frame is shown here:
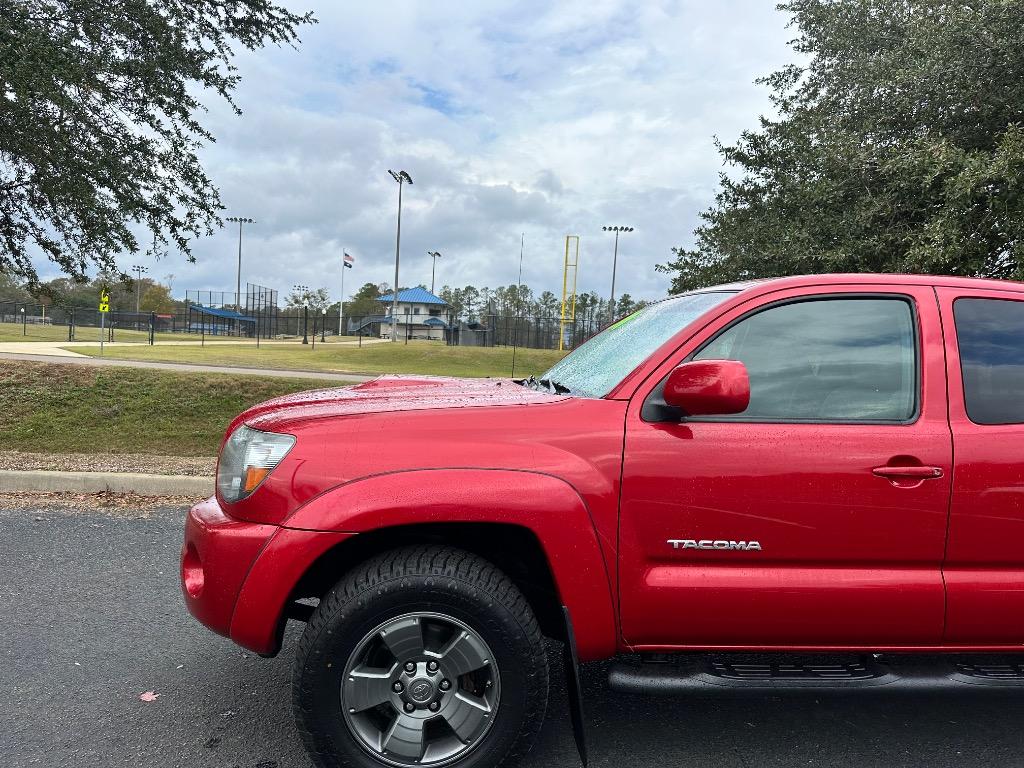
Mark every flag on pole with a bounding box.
[343,252,354,269]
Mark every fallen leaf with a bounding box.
[140,691,161,702]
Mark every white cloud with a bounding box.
[52,0,797,304]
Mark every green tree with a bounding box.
[345,282,383,318]
[139,283,176,313]
[536,290,559,318]
[615,294,637,317]
[1,0,315,287]
[438,285,465,318]
[0,273,30,303]
[39,276,100,308]
[460,286,480,320]
[284,286,330,311]
[659,0,1024,293]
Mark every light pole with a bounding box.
[292,284,308,337]
[302,300,309,345]
[602,225,633,325]
[225,216,255,310]
[20,306,25,336]
[131,264,149,315]
[428,251,442,293]
[388,169,413,342]
[321,308,327,342]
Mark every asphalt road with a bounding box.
[5,499,1024,768]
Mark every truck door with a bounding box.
[619,284,952,649]
[938,287,1024,644]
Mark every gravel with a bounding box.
[0,490,197,514]
[0,450,215,477]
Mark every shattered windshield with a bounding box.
[533,291,734,398]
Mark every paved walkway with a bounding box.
[0,341,88,357]
[0,350,375,382]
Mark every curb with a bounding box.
[0,469,211,497]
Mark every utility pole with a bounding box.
[387,170,413,341]
[428,251,442,293]
[226,216,255,310]
[602,225,633,325]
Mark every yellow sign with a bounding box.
[99,290,110,313]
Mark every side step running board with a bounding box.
[609,654,1024,696]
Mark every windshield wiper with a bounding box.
[512,376,571,395]
[538,377,571,395]
[513,375,540,390]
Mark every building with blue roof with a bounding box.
[375,288,450,340]
[377,287,448,305]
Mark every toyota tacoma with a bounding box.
[182,273,1024,768]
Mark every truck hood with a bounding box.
[238,375,565,432]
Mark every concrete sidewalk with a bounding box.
[0,350,376,382]
[0,341,88,357]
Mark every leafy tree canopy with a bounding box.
[0,271,30,302]
[140,283,177,313]
[284,285,330,311]
[659,0,1024,293]
[339,282,381,317]
[1,0,315,288]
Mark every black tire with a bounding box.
[293,545,549,768]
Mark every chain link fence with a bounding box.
[1,300,605,351]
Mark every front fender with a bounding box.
[283,468,617,660]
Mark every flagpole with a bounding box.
[338,249,346,337]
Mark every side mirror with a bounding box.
[663,360,750,416]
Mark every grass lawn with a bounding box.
[0,360,347,456]
[0,322,182,344]
[65,341,567,378]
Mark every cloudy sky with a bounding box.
[122,1,795,304]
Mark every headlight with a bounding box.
[216,425,295,503]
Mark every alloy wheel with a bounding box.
[341,612,501,766]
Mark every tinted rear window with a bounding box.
[953,298,1024,425]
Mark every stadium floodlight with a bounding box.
[225,216,256,311]
[130,264,149,314]
[428,251,442,293]
[602,225,634,325]
[387,170,414,341]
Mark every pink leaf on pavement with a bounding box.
[139,691,161,702]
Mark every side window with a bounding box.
[953,298,1024,425]
[695,297,917,422]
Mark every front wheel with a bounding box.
[293,546,549,768]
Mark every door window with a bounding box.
[694,297,917,422]
[953,298,1024,425]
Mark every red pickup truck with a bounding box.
[182,273,1024,768]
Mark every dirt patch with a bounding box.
[0,490,196,517]
[0,449,215,476]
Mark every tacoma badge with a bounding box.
[668,539,762,551]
